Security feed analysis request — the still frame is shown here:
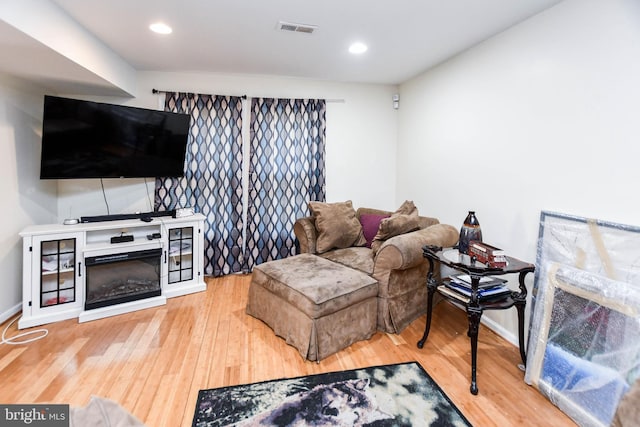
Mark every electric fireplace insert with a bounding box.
[84,248,162,310]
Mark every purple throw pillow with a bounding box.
[360,213,390,248]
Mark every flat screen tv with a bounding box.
[40,95,190,179]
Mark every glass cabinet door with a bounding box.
[40,238,76,307]
[168,227,193,284]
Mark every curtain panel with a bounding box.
[243,98,326,269]
[155,92,244,276]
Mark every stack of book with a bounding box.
[439,274,511,303]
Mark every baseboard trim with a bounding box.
[446,301,519,348]
[0,303,22,325]
[480,315,518,347]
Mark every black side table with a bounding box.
[417,245,535,395]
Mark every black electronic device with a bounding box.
[80,210,175,223]
[110,235,134,244]
[40,95,190,179]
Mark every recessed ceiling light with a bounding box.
[150,22,172,35]
[348,42,368,54]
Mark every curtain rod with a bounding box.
[152,88,247,99]
[152,88,344,103]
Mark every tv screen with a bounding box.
[40,95,190,179]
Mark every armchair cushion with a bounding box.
[309,200,366,253]
[320,247,374,275]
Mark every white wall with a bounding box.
[0,74,57,322]
[57,71,400,220]
[398,0,640,343]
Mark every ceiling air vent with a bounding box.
[278,21,317,34]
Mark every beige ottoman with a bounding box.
[246,254,379,361]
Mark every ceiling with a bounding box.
[1,0,563,96]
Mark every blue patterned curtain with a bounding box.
[244,98,326,269]
[155,93,244,276]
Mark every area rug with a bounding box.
[192,362,472,426]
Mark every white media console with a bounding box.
[19,213,206,329]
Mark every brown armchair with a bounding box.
[294,207,459,333]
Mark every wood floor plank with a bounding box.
[56,342,124,404]
[178,276,222,427]
[0,274,576,426]
[17,337,89,403]
[0,346,26,373]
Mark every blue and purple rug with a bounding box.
[193,362,472,426]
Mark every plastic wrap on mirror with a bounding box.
[525,211,640,427]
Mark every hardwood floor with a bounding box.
[0,274,575,426]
